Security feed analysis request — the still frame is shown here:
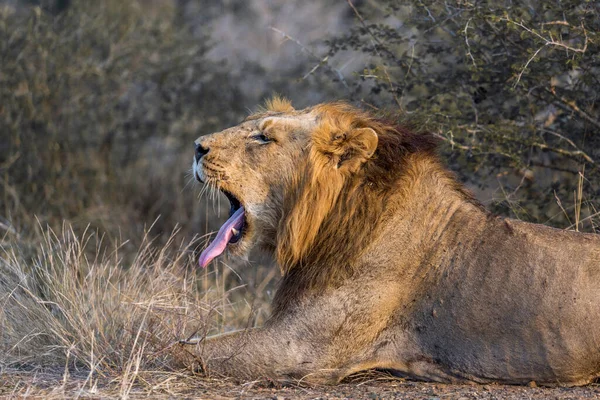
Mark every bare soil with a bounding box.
[2,369,599,399]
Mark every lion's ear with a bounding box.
[326,127,378,173]
[278,126,378,270]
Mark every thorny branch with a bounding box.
[506,19,589,53]
[504,18,590,87]
[434,130,596,167]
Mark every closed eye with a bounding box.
[252,133,273,144]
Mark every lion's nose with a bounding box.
[194,142,209,163]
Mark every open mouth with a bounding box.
[198,189,247,268]
[222,190,244,243]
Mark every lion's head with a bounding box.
[193,97,438,275]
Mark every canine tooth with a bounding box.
[232,228,240,236]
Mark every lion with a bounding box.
[184,97,600,386]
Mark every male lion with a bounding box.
[185,97,600,386]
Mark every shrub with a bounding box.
[325,0,600,229]
[0,224,260,395]
[0,1,246,239]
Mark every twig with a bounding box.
[432,132,474,152]
[530,161,579,175]
[530,142,596,165]
[538,130,596,165]
[554,190,573,226]
[547,90,600,130]
[513,45,545,87]
[399,44,416,107]
[540,129,579,150]
[269,27,349,90]
[504,18,588,53]
[346,0,402,110]
[504,18,589,87]
[463,18,476,67]
[418,0,436,22]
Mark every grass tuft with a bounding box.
[0,222,265,393]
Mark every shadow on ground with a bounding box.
[2,369,600,399]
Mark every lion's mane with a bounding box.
[272,103,473,312]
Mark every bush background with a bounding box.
[0,0,599,394]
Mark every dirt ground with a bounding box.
[2,369,600,399]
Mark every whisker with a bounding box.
[197,182,208,199]
[217,184,222,218]
[213,181,219,215]
[183,176,196,192]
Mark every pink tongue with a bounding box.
[199,207,245,268]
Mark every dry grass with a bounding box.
[0,222,277,398]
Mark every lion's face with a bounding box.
[193,108,317,266]
[194,99,380,268]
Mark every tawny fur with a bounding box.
[184,98,600,386]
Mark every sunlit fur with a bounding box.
[273,102,478,309]
[264,95,295,113]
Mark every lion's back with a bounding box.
[410,217,600,384]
